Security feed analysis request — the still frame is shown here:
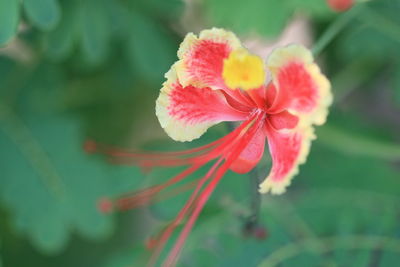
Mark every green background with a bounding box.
[0,0,400,266]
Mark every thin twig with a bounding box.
[312,7,359,57]
[259,235,400,267]
[244,167,262,231]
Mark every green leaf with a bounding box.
[0,0,19,45]
[103,247,150,267]
[127,11,177,84]
[288,0,333,19]
[381,252,400,266]
[177,204,292,267]
[204,0,292,38]
[0,237,2,267]
[259,236,400,266]
[139,0,183,19]
[23,0,60,31]
[79,0,110,65]
[45,0,78,60]
[258,160,400,266]
[317,125,400,160]
[100,141,400,266]
[315,111,400,161]
[98,121,400,265]
[0,63,144,254]
[203,0,332,38]
[338,0,400,62]
[394,61,400,106]
[300,144,400,194]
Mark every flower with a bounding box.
[327,0,354,12]
[94,28,331,266]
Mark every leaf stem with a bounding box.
[312,7,359,57]
[260,235,400,267]
[245,167,261,228]
[227,121,263,233]
[317,125,400,160]
[330,58,385,104]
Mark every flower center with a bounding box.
[222,49,265,91]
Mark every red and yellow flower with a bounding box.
[95,28,332,266]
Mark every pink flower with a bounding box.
[327,0,354,12]
[95,28,332,266]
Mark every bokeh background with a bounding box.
[1,0,400,266]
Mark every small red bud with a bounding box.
[98,197,114,214]
[145,237,157,250]
[243,221,268,240]
[253,226,268,240]
[327,0,354,12]
[83,139,97,154]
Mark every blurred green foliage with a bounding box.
[204,0,334,37]
[0,0,400,266]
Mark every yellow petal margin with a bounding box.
[259,44,332,194]
[267,44,332,125]
[259,125,316,195]
[175,28,242,89]
[155,64,217,142]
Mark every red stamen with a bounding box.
[83,139,98,154]
[109,117,250,211]
[116,180,199,211]
[253,226,268,240]
[146,236,158,250]
[99,113,260,217]
[116,182,198,211]
[188,113,259,165]
[96,111,264,266]
[98,197,114,214]
[148,158,225,266]
[90,112,259,169]
[114,165,200,211]
[243,222,268,240]
[163,112,264,266]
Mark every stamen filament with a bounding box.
[163,112,265,266]
[116,180,199,211]
[115,165,201,210]
[102,113,261,212]
[95,112,259,168]
[148,157,225,266]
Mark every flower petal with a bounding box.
[269,110,299,130]
[156,65,248,142]
[259,122,315,194]
[176,28,242,90]
[229,124,266,174]
[267,44,332,125]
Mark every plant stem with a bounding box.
[246,166,261,227]
[260,235,400,267]
[312,7,359,57]
[227,122,262,230]
[317,125,400,160]
[330,58,384,104]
